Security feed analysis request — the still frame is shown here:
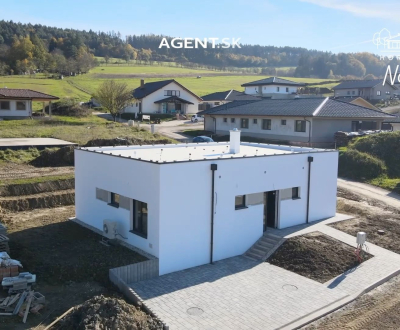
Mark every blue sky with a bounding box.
[1,0,399,53]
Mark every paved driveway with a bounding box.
[131,256,347,330]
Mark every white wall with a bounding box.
[392,123,400,131]
[0,99,32,118]
[157,149,338,274]
[139,82,199,114]
[245,85,298,96]
[74,149,161,258]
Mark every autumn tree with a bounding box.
[93,80,134,121]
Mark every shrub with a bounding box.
[338,149,386,180]
[49,98,92,117]
[30,146,75,167]
[351,132,400,177]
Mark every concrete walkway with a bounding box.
[130,214,400,330]
[338,178,400,209]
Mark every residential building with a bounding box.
[123,79,202,115]
[241,77,305,99]
[75,130,338,275]
[200,97,394,144]
[199,90,260,110]
[332,79,397,101]
[383,115,400,131]
[0,88,59,119]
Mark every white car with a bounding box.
[191,114,204,123]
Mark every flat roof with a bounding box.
[0,138,77,150]
[80,142,335,164]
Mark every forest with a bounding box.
[0,20,397,79]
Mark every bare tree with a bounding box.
[93,80,134,122]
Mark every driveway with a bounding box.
[337,178,400,209]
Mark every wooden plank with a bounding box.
[13,291,28,315]
[0,312,12,316]
[23,291,33,323]
[7,294,20,306]
[44,307,75,330]
[1,297,10,307]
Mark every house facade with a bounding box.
[123,79,201,115]
[333,79,397,101]
[201,97,394,145]
[0,88,59,119]
[75,131,338,275]
[241,77,305,99]
[199,90,260,110]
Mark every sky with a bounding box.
[1,0,399,54]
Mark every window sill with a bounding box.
[108,203,119,208]
[130,230,147,239]
[235,206,248,211]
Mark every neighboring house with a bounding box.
[332,79,397,101]
[0,88,59,119]
[383,115,400,131]
[200,97,394,144]
[241,77,305,99]
[331,96,380,110]
[123,79,202,115]
[75,130,338,275]
[199,90,260,110]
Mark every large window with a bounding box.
[262,119,271,130]
[132,200,148,238]
[240,118,249,129]
[164,90,180,97]
[235,195,246,210]
[295,120,306,132]
[16,101,26,110]
[0,101,10,110]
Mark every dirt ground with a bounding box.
[268,232,371,283]
[0,163,74,181]
[334,188,400,254]
[0,206,147,329]
[304,273,400,330]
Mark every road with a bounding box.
[337,178,400,209]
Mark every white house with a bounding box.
[123,79,202,115]
[199,89,260,110]
[242,77,305,99]
[75,130,338,275]
[332,79,398,101]
[0,88,59,119]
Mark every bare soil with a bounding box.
[0,163,74,181]
[56,295,163,330]
[0,205,147,329]
[0,178,74,197]
[304,273,400,330]
[268,232,371,283]
[334,188,400,254]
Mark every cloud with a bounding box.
[300,0,400,21]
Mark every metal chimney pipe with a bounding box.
[230,128,241,154]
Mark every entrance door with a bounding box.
[263,191,277,231]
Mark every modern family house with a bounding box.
[241,77,305,99]
[123,79,201,115]
[74,130,338,275]
[0,88,59,119]
[200,97,394,145]
[332,79,397,101]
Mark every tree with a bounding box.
[93,80,134,121]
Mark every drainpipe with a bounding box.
[304,117,312,147]
[210,164,218,264]
[306,156,313,224]
[210,116,216,134]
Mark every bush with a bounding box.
[30,146,75,167]
[351,132,400,177]
[48,98,92,117]
[338,149,386,180]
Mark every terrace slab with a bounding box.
[0,138,76,150]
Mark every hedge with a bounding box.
[338,149,386,180]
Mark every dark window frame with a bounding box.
[295,120,306,132]
[277,87,280,92]
[377,90,381,96]
[281,119,286,125]
[223,118,227,122]
[253,118,258,124]
[231,118,235,123]
[286,87,289,92]
[292,187,300,199]
[240,118,249,129]
[262,119,271,130]
[0,101,10,110]
[131,199,148,239]
[109,192,120,208]
[235,195,247,210]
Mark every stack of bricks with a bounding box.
[0,265,19,281]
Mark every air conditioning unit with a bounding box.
[103,220,118,240]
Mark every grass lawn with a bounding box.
[368,176,400,193]
[0,115,174,145]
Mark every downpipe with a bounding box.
[306,156,313,224]
[210,164,218,264]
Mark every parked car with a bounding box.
[192,136,214,143]
[191,114,204,123]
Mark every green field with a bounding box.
[0,63,338,101]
